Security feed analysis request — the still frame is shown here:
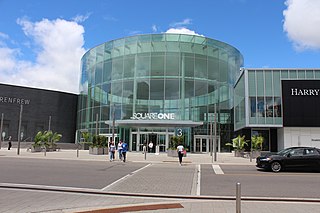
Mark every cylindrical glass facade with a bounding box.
[77,33,243,152]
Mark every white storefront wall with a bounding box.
[278,127,320,150]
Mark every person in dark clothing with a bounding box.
[8,136,12,150]
[121,141,128,162]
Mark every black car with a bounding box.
[256,147,320,172]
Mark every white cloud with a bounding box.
[0,18,86,94]
[283,0,320,50]
[170,18,192,27]
[152,24,158,33]
[165,27,204,37]
[72,13,91,23]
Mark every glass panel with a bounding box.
[306,70,314,79]
[208,58,219,80]
[96,45,104,63]
[165,79,180,100]
[265,71,272,96]
[150,79,164,100]
[298,70,305,79]
[250,97,256,117]
[195,55,207,79]
[195,80,208,96]
[95,62,103,85]
[196,138,201,152]
[111,81,122,98]
[273,71,281,96]
[122,80,134,99]
[136,80,149,100]
[257,97,265,117]
[166,42,180,52]
[256,71,264,96]
[152,42,166,52]
[112,58,123,80]
[101,83,110,105]
[123,55,135,78]
[274,97,281,117]
[185,80,194,98]
[281,70,288,78]
[219,61,228,83]
[248,71,256,96]
[101,105,110,120]
[180,42,193,53]
[184,55,194,77]
[201,138,206,152]
[103,61,112,82]
[192,43,205,55]
[180,34,193,42]
[151,53,164,77]
[104,42,112,60]
[289,70,297,78]
[166,53,180,76]
[315,70,320,78]
[265,97,273,117]
[136,54,150,77]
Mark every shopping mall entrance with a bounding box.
[108,119,203,152]
[131,129,175,152]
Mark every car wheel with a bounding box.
[271,161,282,172]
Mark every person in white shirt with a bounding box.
[117,140,123,160]
[109,142,116,162]
[176,144,185,166]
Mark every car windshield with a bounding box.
[277,148,294,156]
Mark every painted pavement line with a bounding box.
[101,163,152,191]
[196,164,201,196]
[212,164,224,174]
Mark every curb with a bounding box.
[1,183,320,204]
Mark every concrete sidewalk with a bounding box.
[0,147,256,165]
[1,148,320,213]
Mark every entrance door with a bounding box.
[194,136,209,153]
[194,135,220,153]
[148,133,157,153]
[157,134,166,152]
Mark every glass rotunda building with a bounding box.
[77,34,243,153]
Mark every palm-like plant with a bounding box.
[226,135,248,151]
[251,135,264,151]
[32,130,62,149]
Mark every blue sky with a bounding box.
[0,0,319,93]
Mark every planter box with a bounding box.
[89,147,107,155]
[167,149,187,157]
[234,150,245,157]
[31,146,42,153]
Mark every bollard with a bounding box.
[236,182,241,213]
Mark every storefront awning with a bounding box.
[105,120,203,128]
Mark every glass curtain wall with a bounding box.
[77,34,243,148]
[234,69,320,130]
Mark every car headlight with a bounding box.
[260,157,272,161]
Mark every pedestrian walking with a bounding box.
[8,136,12,150]
[121,141,128,162]
[142,143,147,154]
[176,144,185,166]
[117,140,123,160]
[109,141,116,162]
